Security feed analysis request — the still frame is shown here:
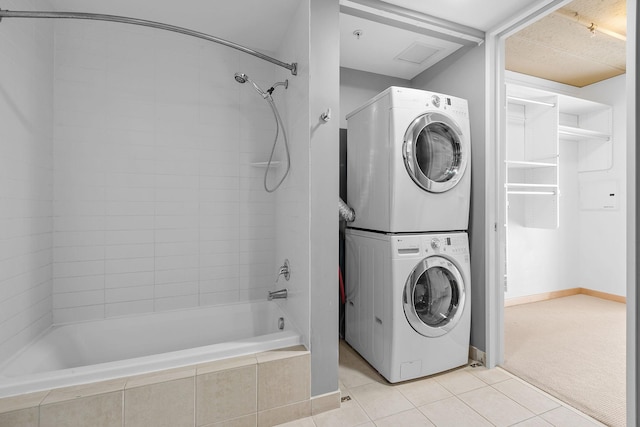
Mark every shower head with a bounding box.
[234,72,268,98]
[234,73,248,84]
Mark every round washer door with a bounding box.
[402,112,468,193]
[403,255,466,337]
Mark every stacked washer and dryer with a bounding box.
[344,87,472,383]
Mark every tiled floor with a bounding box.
[277,340,607,427]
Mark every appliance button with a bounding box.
[431,95,441,108]
[431,238,441,250]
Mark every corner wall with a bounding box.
[0,2,54,362]
[579,75,627,297]
[340,67,410,128]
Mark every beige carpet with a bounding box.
[502,294,626,427]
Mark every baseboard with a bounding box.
[469,345,486,365]
[580,288,626,303]
[311,390,341,415]
[505,288,581,307]
[505,287,626,307]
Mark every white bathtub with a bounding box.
[0,301,301,398]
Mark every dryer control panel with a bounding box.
[392,232,469,258]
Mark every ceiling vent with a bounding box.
[394,42,440,64]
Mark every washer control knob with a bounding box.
[431,95,441,108]
[431,238,441,250]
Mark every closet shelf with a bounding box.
[505,160,556,169]
[558,125,611,142]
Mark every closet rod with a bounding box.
[507,191,556,195]
[0,9,298,75]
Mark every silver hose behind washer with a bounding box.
[339,198,356,222]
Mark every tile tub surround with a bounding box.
[0,347,317,427]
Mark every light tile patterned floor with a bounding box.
[277,340,607,427]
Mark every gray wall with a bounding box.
[340,67,410,128]
[411,45,487,351]
[309,0,340,397]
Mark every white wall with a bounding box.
[579,75,627,297]
[411,45,487,350]
[275,0,311,349]
[51,19,282,322]
[0,1,54,362]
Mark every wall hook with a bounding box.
[320,108,331,123]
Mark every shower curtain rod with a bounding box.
[0,9,298,75]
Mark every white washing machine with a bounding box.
[346,86,471,233]
[344,228,471,383]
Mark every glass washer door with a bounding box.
[402,112,468,193]
[403,255,466,338]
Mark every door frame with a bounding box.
[483,0,637,425]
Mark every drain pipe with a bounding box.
[339,198,356,222]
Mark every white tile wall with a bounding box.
[52,20,280,322]
[0,1,54,362]
[266,0,312,354]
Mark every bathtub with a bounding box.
[0,300,301,398]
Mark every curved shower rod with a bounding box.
[0,9,298,75]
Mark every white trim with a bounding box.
[339,0,484,45]
[484,29,501,369]
[626,1,637,425]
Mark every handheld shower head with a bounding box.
[232,72,291,192]
[234,72,268,98]
[234,73,248,84]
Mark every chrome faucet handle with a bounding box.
[277,259,290,282]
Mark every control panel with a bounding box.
[392,233,468,257]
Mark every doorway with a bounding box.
[485,0,635,426]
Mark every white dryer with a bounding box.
[345,228,471,383]
[346,86,471,233]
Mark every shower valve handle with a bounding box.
[277,259,290,282]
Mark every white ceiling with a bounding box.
[340,13,464,80]
[339,0,542,80]
[380,0,541,31]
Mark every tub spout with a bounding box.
[268,288,288,300]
